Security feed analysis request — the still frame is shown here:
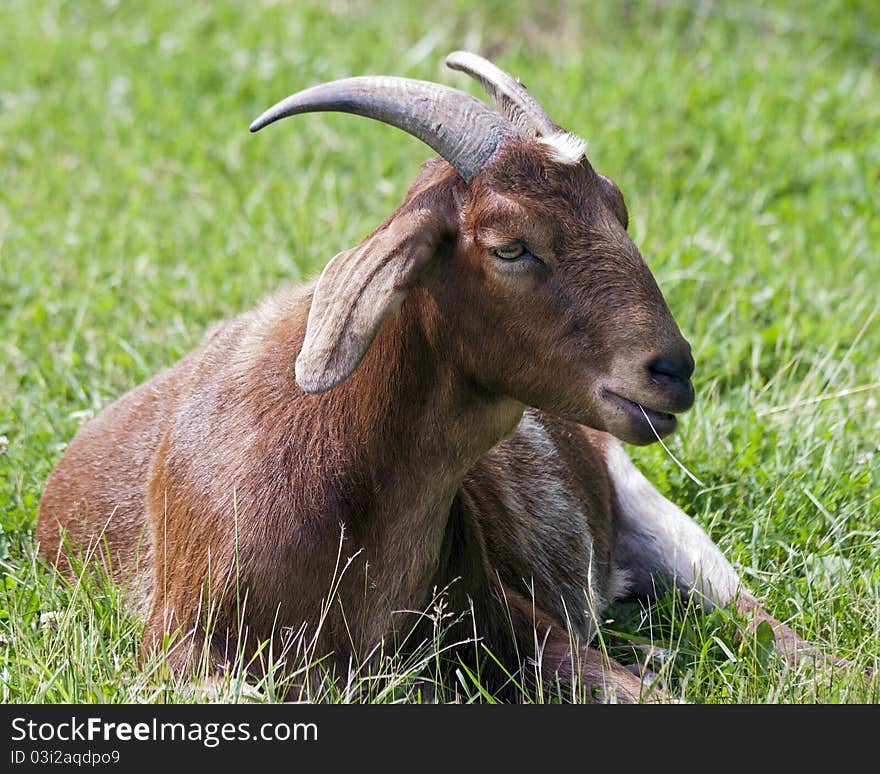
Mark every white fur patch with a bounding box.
[516,411,560,459]
[605,563,633,604]
[538,132,587,165]
[603,439,742,608]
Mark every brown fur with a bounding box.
[38,138,698,701]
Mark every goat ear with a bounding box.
[295,209,446,393]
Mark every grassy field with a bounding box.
[1,0,878,703]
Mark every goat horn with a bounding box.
[249,76,518,183]
[445,51,557,137]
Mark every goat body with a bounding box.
[38,54,831,701]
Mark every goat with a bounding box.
[37,51,831,702]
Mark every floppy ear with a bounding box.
[295,208,447,393]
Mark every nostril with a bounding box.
[648,352,695,385]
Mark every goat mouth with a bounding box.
[601,390,678,438]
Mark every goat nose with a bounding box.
[648,352,695,387]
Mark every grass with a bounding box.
[1,0,878,703]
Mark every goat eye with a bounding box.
[492,243,526,261]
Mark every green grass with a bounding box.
[1,0,878,703]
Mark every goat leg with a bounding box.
[601,434,867,678]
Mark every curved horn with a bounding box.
[249,76,518,182]
[445,50,556,137]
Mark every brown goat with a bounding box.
[37,52,830,702]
